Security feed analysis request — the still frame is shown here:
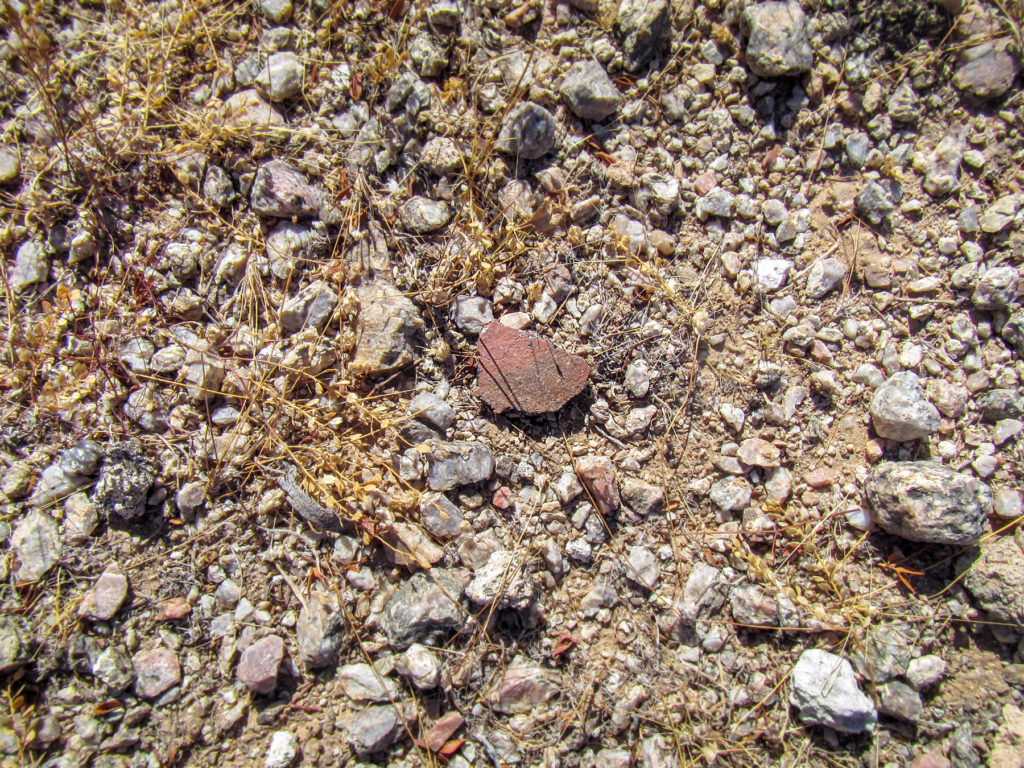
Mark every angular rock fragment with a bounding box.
[78,565,128,621]
[465,550,535,610]
[345,705,403,756]
[865,462,992,545]
[789,649,877,733]
[133,647,181,700]
[296,593,346,668]
[93,443,156,521]
[221,88,285,131]
[237,635,286,694]
[616,0,671,71]
[11,511,61,582]
[476,321,590,414]
[574,455,620,515]
[399,196,452,233]
[350,280,423,375]
[560,60,620,120]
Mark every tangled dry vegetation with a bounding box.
[0,0,1023,767]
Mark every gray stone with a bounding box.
[869,372,939,442]
[92,645,135,693]
[345,705,402,756]
[789,649,877,733]
[561,60,620,120]
[730,584,778,626]
[741,1,814,77]
[453,296,494,335]
[852,623,914,683]
[972,266,1019,310]
[993,488,1023,518]
[962,533,1024,625]
[203,165,235,207]
[625,546,659,589]
[856,180,900,226]
[0,620,27,674]
[976,388,1024,421]
[266,221,327,280]
[399,196,452,234]
[710,476,752,512]
[251,160,318,218]
[616,0,671,71]
[409,392,455,431]
[465,550,534,610]
[381,569,467,649]
[426,440,494,491]
[954,39,1019,99]
[887,81,919,123]
[386,71,431,114]
[350,280,423,375]
[419,492,463,538]
[338,663,398,702]
[10,239,49,292]
[93,443,156,521]
[877,680,923,721]
[554,472,584,504]
[619,477,664,516]
[254,52,303,101]
[979,195,1020,234]
[496,102,556,160]
[280,280,338,335]
[675,563,728,627]
[922,135,964,197]
[296,593,346,668]
[905,654,946,690]
[133,647,181,699]
[805,258,846,299]
[264,731,298,768]
[11,511,60,582]
[698,187,734,218]
[0,461,33,500]
[258,0,292,23]
[865,461,992,545]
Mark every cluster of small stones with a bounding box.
[0,0,1022,766]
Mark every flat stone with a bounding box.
[350,280,424,375]
[133,648,181,699]
[741,1,814,77]
[426,440,494,491]
[418,711,464,752]
[11,511,60,582]
[10,239,49,293]
[338,662,398,702]
[487,656,560,714]
[476,321,590,414]
[409,392,456,431]
[237,635,285,694]
[78,566,128,621]
[419,492,463,538]
[221,89,285,130]
[979,194,1021,233]
[280,280,338,335]
[789,649,877,733]
[737,437,780,468]
[574,455,620,515]
[805,257,846,299]
[865,461,992,545]
[619,477,664,516]
[710,476,752,512]
[254,51,303,101]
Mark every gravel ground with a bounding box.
[0,0,1023,766]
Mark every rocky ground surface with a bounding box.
[0,0,1023,766]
